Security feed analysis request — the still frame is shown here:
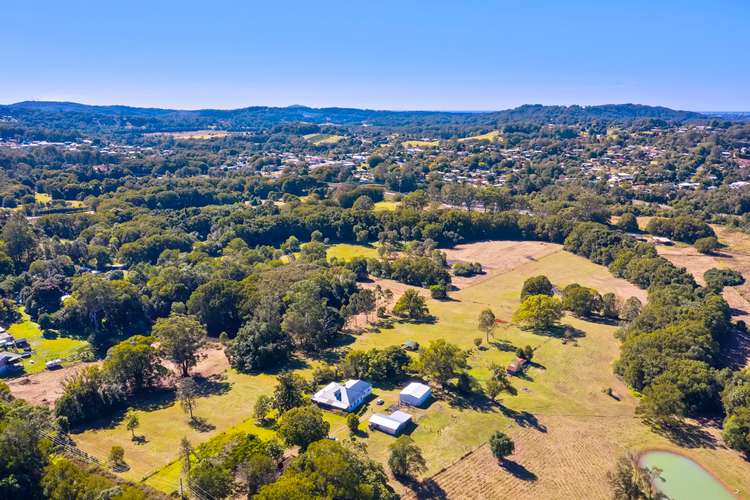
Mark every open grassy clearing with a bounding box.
[374,200,400,211]
[326,243,379,261]
[303,133,346,145]
[34,192,52,203]
[70,242,750,497]
[402,139,440,148]
[4,308,88,376]
[457,130,502,143]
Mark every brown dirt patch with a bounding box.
[9,345,228,407]
[7,361,102,407]
[443,241,561,290]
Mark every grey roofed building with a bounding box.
[399,382,432,407]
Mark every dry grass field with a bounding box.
[60,241,750,498]
[303,133,345,145]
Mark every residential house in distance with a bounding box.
[0,351,21,375]
[368,410,412,436]
[312,379,372,412]
[399,382,432,407]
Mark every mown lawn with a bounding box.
[6,308,88,375]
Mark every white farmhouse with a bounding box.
[312,379,372,412]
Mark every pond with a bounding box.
[639,450,735,500]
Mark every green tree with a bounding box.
[125,413,139,440]
[607,452,663,500]
[104,335,166,393]
[227,319,291,372]
[520,275,553,301]
[704,267,744,293]
[1,212,37,267]
[239,453,276,497]
[388,436,427,479]
[417,339,468,387]
[254,395,273,424]
[281,235,301,255]
[722,407,750,454]
[272,372,306,413]
[512,295,563,330]
[478,308,496,342]
[108,446,124,468]
[282,281,343,352]
[561,283,602,318]
[188,460,233,499]
[347,413,360,436]
[620,296,642,322]
[187,279,247,336]
[638,382,685,428]
[278,406,330,451]
[176,377,198,421]
[488,431,514,462]
[300,241,328,262]
[402,190,429,210]
[615,213,640,233]
[352,195,374,210]
[602,292,620,320]
[180,437,193,473]
[153,314,206,377]
[256,440,395,500]
[694,236,720,255]
[429,283,448,299]
[392,289,429,320]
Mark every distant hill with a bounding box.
[0,101,712,134]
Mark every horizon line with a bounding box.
[4,99,747,115]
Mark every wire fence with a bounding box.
[38,426,216,500]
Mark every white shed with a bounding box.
[368,410,412,436]
[400,382,432,407]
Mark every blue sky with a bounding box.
[2,0,748,110]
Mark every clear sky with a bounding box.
[2,0,749,111]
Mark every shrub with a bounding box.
[489,432,514,461]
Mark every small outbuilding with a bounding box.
[402,340,419,351]
[400,382,432,407]
[312,379,372,412]
[651,236,674,246]
[368,410,412,436]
